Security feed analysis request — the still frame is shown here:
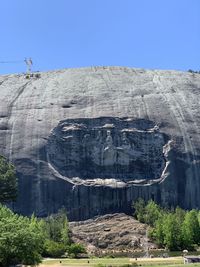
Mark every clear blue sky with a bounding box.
[0,0,199,74]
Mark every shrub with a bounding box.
[43,239,66,257]
[67,243,86,258]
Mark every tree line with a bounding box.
[0,206,86,266]
[0,155,85,266]
[133,199,200,251]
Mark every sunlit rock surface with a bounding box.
[0,67,200,220]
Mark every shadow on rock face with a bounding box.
[46,117,171,187]
[11,117,195,220]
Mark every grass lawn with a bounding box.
[131,257,183,265]
[41,256,187,267]
[42,257,130,266]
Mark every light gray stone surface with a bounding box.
[0,67,200,220]
[69,213,157,253]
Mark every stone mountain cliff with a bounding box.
[0,66,200,220]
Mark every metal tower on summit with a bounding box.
[24,58,33,74]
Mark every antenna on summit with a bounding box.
[24,58,33,74]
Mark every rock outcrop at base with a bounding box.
[0,67,200,220]
[69,213,156,254]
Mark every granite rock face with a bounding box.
[47,117,168,184]
[0,67,200,220]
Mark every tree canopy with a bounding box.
[0,205,44,266]
[133,199,200,251]
[41,208,70,257]
[0,205,86,266]
[0,155,85,264]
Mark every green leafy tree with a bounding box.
[162,213,180,250]
[144,200,161,226]
[181,210,200,249]
[41,208,70,258]
[132,198,146,223]
[197,210,200,225]
[154,216,165,247]
[42,208,69,245]
[0,205,44,266]
[0,155,17,203]
[133,199,200,251]
[175,207,185,224]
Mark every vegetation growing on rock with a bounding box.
[0,155,17,203]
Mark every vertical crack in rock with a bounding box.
[0,76,10,86]
[6,81,31,161]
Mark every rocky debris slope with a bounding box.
[0,67,200,220]
[69,213,156,254]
